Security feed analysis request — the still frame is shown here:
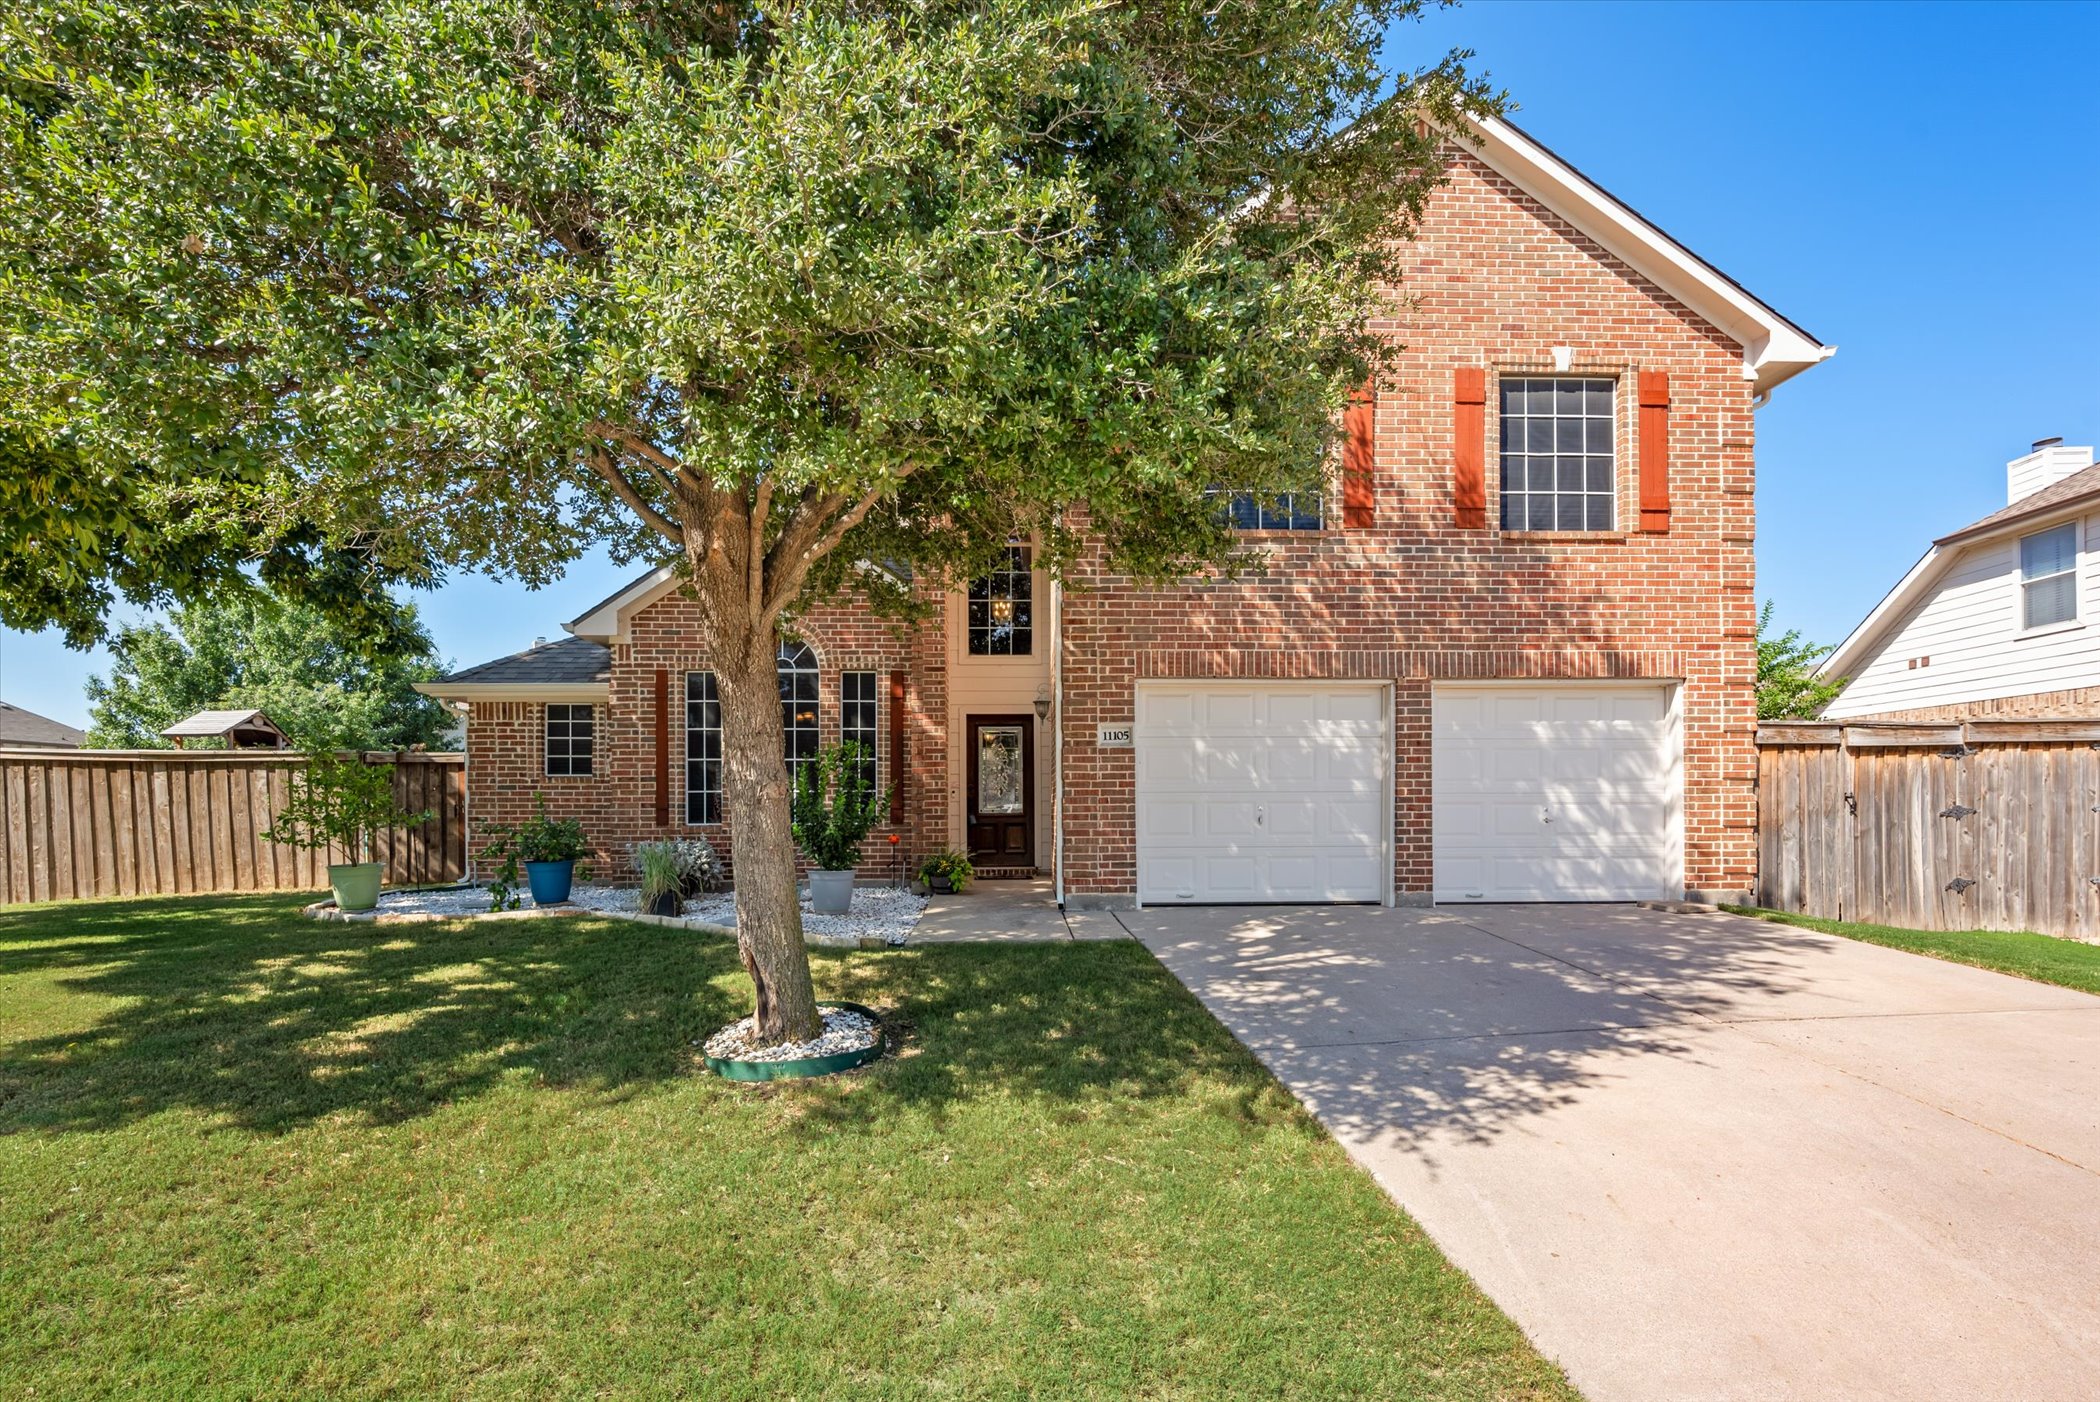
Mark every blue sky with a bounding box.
[3,0,2096,728]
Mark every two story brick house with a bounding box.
[419,116,1832,908]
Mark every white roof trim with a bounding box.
[1817,545,1942,681]
[1467,116,1834,398]
[564,564,680,643]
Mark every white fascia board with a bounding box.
[1816,545,1944,680]
[563,564,679,643]
[1468,116,1834,398]
[412,682,610,704]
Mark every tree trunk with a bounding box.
[710,601,824,1045]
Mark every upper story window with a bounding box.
[1210,488,1324,531]
[1500,376,1615,532]
[545,704,594,777]
[968,546,1032,655]
[778,640,821,778]
[2020,522,2078,630]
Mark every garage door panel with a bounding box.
[1434,683,1679,903]
[1138,683,1389,904]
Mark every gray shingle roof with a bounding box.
[436,636,611,686]
[0,701,86,748]
[1936,464,2100,547]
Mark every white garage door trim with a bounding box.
[1135,680,1393,907]
[1432,680,1683,904]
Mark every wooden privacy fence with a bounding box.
[0,749,464,905]
[1757,720,2100,940]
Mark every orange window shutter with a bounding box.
[888,671,907,825]
[1341,379,1376,528]
[1638,370,1671,533]
[1453,367,1488,529]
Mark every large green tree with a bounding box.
[0,0,1496,1042]
[85,591,457,751]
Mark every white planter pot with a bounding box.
[808,869,856,915]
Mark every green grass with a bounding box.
[1725,906,2100,996]
[0,894,1574,1401]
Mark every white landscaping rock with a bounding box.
[702,1006,880,1063]
[363,880,926,945]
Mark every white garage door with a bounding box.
[1432,683,1680,903]
[1136,683,1389,904]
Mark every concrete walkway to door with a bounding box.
[1120,903,2100,1402]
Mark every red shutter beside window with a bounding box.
[1341,379,1376,529]
[888,670,907,825]
[1638,370,1671,533]
[1453,367,1488,530]
[653,669,670,827]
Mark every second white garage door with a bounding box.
[1432,683,1680,903]
[1136,683,1390,904]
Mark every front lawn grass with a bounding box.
[1725,905,2100,996]
[0,893,1575,1400]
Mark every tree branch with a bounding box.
[585,448,683,545]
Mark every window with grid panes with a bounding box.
[842,671,878,797]
[1499,377,1616,532]
[545,704,594,776]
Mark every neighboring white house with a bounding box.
[1819,438,2100,722]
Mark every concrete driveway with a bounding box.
[1119,903,2100,1402]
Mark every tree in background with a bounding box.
[85,592,456,751]
[1757,601,1847,720]
[0,0,1497,1043]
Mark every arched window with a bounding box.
[777,640,820,780]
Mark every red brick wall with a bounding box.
[464,588,947,884]
[1058,147,1759,901]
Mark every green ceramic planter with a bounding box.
[704,1001,886,1082]
[328,861,384,912]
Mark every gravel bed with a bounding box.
[366,880,925,945]
[702,1007,880,1063]
[684,884,927,946]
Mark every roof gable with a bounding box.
[1463,116,1832,397]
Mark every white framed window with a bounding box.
[967,547,1033,655]
[778,640,820,780]
[1208,487,1325,531]
[685,672,721,824]
[545,704,594,777]
[2020,521,2079,630]
[1500,376,1616,531]
[842,671,878,795]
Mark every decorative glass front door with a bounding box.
[966,716,1033,865]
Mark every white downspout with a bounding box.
[1051,574,1065,909]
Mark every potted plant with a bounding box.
[261,748,433,912]
[670,836,725,898]
[634,840,685,917]
[482,795,588,906]
[917,849,973,895]
[791,742,891,915]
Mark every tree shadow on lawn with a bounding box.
[0,895,1275,1140]
[0,894,748,1135]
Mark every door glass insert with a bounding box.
[976,726,1025,815]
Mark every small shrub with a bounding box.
[261,749,431,863]
[791,742,891,871]
[481,795,588,911]
[918,849,974,892]
[633,841,684,908]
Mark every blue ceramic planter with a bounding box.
[525,859,576,906]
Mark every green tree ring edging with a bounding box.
[703,1002,887,1082]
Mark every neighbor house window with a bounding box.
[1208,487,1325,531]
[545,704,594,776]
[968,546,1033,655]
[2021,522,2079,630]
[779,640,820,780]
[1500,376,1616,532]
[842,671,878,795]
[685,672,721,824]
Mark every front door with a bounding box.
[966,715,1034,867]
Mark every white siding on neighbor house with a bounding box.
[1823,508,2100,719]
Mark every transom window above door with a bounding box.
[1499,376,1616,532]
[967,546,1032,655]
